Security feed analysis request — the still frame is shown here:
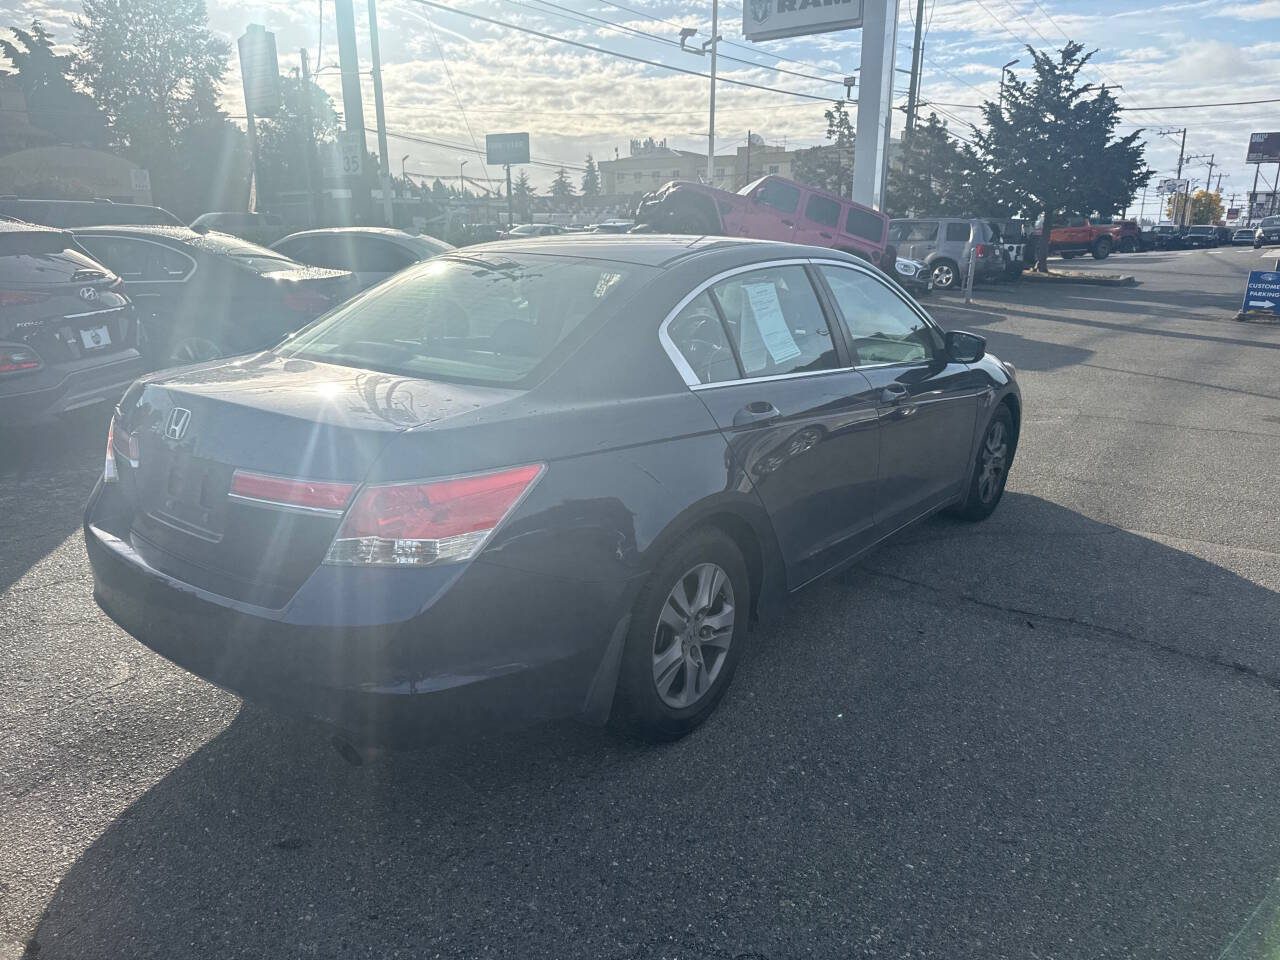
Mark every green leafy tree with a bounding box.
[581,154,600,198]
[75,0,231,209]
[1166,188,1223,225]
[886,113,968,216]
[255,75,339,205]
[973,42,1149,271]
[793,101,856,197]
[1,20,105,146]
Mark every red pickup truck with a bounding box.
[634,176,888,263]
[1029,215,1123,260]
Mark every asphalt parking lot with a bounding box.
[2,244,1279,960]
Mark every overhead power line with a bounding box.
[400,0,836,103]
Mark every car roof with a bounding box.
[72,224,203,243]
[277,227,424,242]
[454,233,868,269]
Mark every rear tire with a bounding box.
[1092,236,1112,260]
[610,528,750,741]
[949,405,1016,522]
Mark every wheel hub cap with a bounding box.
[652,562,735,709]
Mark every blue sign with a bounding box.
[1243,270,1280,315]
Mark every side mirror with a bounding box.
[945,330,986,363]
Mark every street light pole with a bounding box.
[401,154,410,181]
[998,58,1019,113]
[459,159,468,197]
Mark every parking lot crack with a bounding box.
[861,568,1280,693]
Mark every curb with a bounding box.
[1234,310,1280,324]
[1019,271,1138,287]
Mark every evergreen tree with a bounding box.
[581,154,601,197]
[550,166,576,206]
[1,20,105,146]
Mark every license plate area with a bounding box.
[79,325,111,350]
[152,456,225,541]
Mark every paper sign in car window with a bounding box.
[743,282,801,364]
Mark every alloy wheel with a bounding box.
[651,562,735,709]
[932,263,955,288]
[977,419,1009,504]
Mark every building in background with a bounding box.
[599,135,802,196]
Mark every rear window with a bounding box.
[804,194,840,228]
[1261,218,1280,228]
[888,221,937,243]
[0,239,108,283]
[283,254,649,386]
[945,222,971,242]
[1187,226,1213,235]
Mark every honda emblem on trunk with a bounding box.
[165,407,192,441]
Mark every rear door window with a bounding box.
[804,194,841,228]
[351,239,417,273]
[945,222,971,242]
[78,237,191,281]
[708,265,837,378]
[665,291,739,385]
[754,180,801,215]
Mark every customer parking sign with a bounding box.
[1242,271,1280,316]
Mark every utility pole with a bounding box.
[299,48,321,226]
[744,130,751,189]
[367,0,394,226]
[707,0,718,184]
[505,164,513,228]
[1251,163,1261,222]
[1174,129,1187,227]
[903,0,925,137]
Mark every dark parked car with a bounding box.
[0,196,182,228]
[1233,227,1257,245]
[1255,216,1280,248]
[73,226,352,367]
[85,235,1020,745]
[271,227,454,290]
[190,211,287,245]
[0,220,145,421]
[1213,226,1233,245]
[1180,225,1218,249]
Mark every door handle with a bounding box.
[781,219,795,226]
[880,383,910,404]
[819,232,833,239]
[733,400,781,426]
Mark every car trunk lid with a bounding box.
[113,353,518,607]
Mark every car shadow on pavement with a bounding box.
[927,302,1095,373]
[0,407,110,595]
[21,495,1280,960]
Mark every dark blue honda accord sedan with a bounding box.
[85,235,1020,742]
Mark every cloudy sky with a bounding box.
[5,0,1280,216]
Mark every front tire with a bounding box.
[950,405,1015,522]
[610,528,750,741]
[930,258,959,290]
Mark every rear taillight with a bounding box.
[104,417,118,482]
[0,290,49,307]
[975,243,986,257]
[325,463,544,566]
[104,415,139,482]
[229,470,355,513]
[282,289,332,314]
[0,345,42,374]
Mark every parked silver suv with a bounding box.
[888,218,1005,290]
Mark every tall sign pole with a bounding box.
[852,0,899,210]
[299,48,322,226]
[367,0,395,226]
[334,0,370,221]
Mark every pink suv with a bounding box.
[634,175,888,262]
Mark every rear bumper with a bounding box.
[0,349,144,422]
[85,484,637,745]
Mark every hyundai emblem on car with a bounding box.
[78,286,99,302]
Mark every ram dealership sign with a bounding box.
[744,0,863,42]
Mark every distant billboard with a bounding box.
[486,133,530,166]
[744,0,863,42]
[237,25,281,117]
[1246,132,1280,164]
[1158,178,1189,193]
